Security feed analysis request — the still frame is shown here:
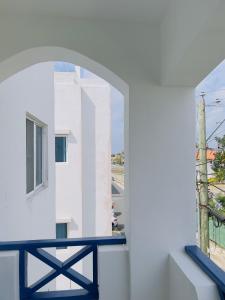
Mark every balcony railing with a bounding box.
[0,235,126,300]
[185,245,225,300]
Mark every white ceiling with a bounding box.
[0,0,169,23]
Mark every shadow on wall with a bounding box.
[81,91,96,237]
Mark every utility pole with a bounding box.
[198,93,209,255]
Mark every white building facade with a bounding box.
[54,70,112,289]
[55,70,112,240]
[0,62,56,288]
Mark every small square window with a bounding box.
[56,223,68,249]
[55,136,67,162]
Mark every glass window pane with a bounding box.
[36,125,43,186]
[55,137,67,162]
[56,223,68,249]
[26,119,34,193]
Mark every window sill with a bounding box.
[56,217,72,224]
[26,183,48,200]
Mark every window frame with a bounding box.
[55,135,68,164]
[26,113,48,197]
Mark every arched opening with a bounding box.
[0,47,129,292]
[195,59,225,269]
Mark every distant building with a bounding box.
[196,149,217,179]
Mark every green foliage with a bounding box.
[211,135,225,182]
[215,136,225,148]
[209,194,225,215]
[208,199,215,209]
[215,193,225,207]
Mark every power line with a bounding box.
[206,118,225,142]
[207,128,225,143]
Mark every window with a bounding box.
[55,136,67,162]
[26,115,46,194]
[56,223,68,249]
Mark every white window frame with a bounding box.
[55,134,68,164]
[26,113,48,197]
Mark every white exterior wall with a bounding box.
[54,72,112,239]
[81,78,112,237]
[54,72,112,289]
[0,63,56,286]
[54,72,83,238]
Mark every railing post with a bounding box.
[93,245,99,297]
[19,250,28,300]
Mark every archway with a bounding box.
[0,46,130,237]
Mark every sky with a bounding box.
[54,62,124,154]
[196,59,225,148]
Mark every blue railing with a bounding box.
[185,245,225,300]
[0,235,126,300]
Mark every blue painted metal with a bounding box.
[92,245,98,299]
[0,235,126,251]
[19,250,28,299]
[185,245,225,300]
[31,289,97,299]
[0,235,126,300]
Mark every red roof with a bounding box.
[196,149,217,160]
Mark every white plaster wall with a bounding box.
[0,7,221,296]
[0,63,55,286]
[129,83,196,300]
[55,72,112,289]
[54,72,83,290]
[169,251,220,300]
[55,72,112,238]
[99,246,130,300]
[81,78,112,237]
[0,53,201,300]
[55,72,83,238]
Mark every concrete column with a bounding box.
[128,83,196,300]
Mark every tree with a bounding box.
[211,135,225,182]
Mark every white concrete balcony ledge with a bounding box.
[169,250,220,300]
[0,240,221,300]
